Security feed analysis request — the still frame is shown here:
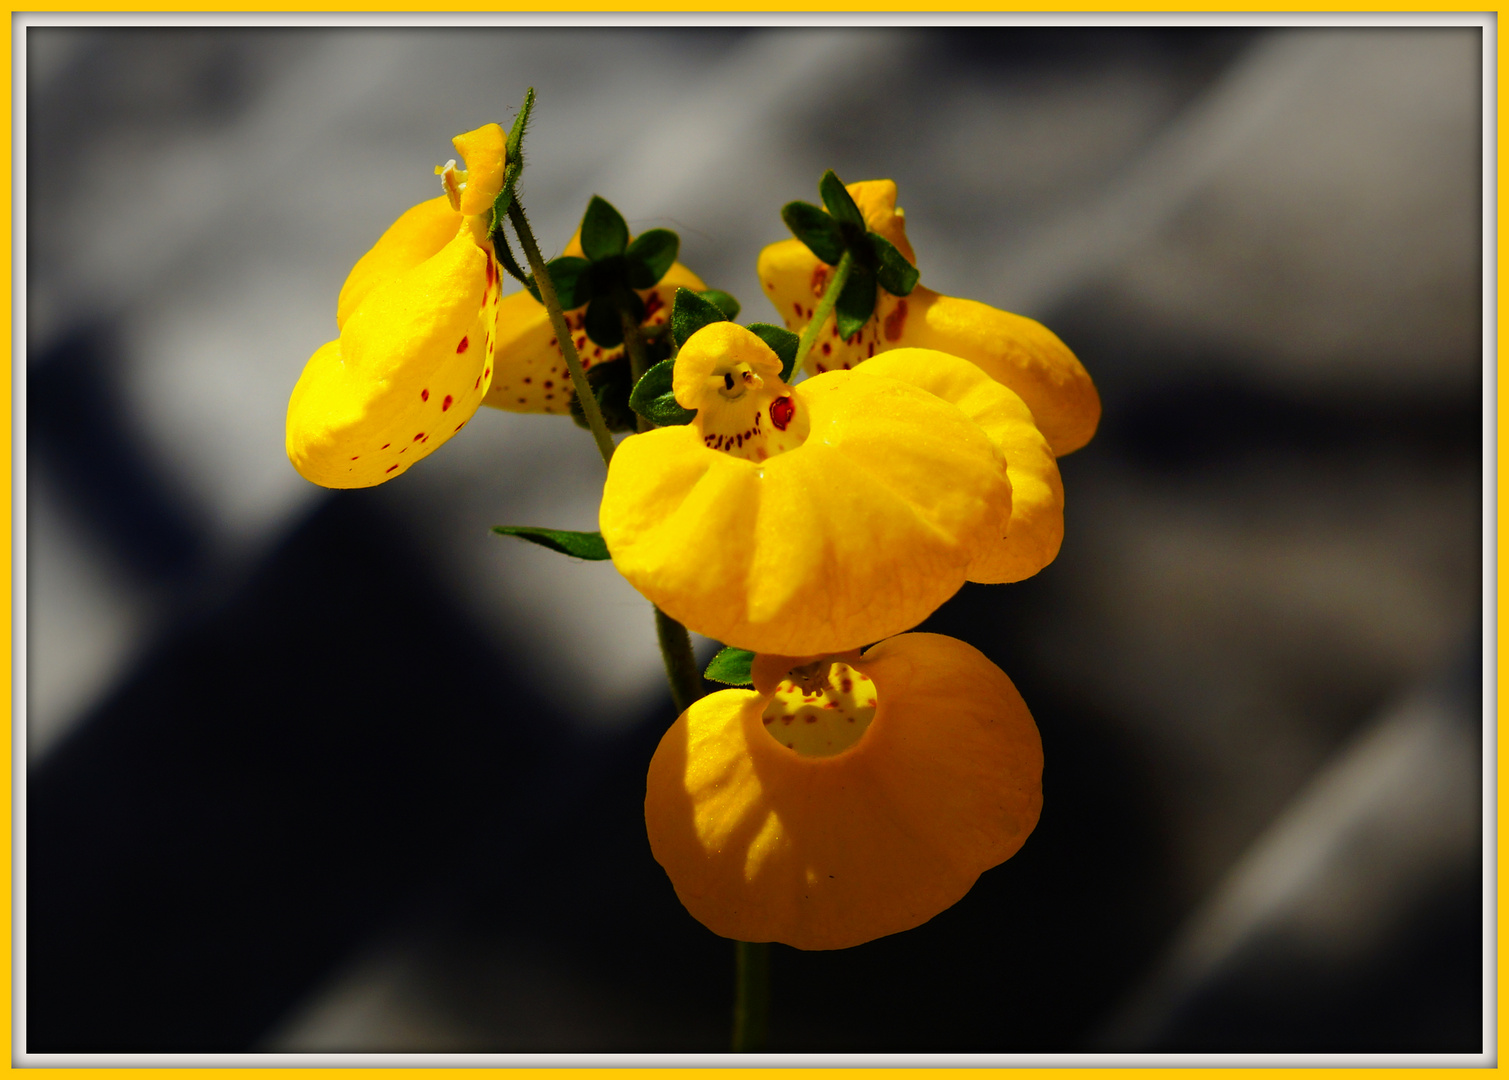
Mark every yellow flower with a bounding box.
[287,124,506,488]
[598,323,1014,655]
[758,179,1101,457]
[486,235,706,415]
[644,633,1043,950]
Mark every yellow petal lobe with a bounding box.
[450,123,507,216]
[862,348,1063,583]
[644,633,1043,950]
[337,196,460,330]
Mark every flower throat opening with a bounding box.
[760,660,877,757]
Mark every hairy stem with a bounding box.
[791,249,853,379]
[506,200,616,468]
[654,606,703,715]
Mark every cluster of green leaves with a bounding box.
[521,197,680,350]
[782,169,920,340]
[627,289,800,429]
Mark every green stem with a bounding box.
[791,249,853,379]
[731,941,770,1051]
[618,299,655,434]
[653,606,702,715]
[506,200,616,468]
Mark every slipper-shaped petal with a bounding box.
[599,323,1011,655]
[645,633,1043,950]
[287,223,500,487]
[287,123,506,488]
[757,179,1100,456]
[861,348,1063,583]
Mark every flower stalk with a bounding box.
[732,940,769,1051]
[654,606,703,714]
[506,199,617,467]
[791,249,853,378]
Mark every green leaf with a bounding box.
[492,526,610,561]
[871,233,919,296]
[781,200,845,265]
[580,195,629,261]
[569,355,638,433]
[628,357,696,427]
[698,289,741,321]
[834,265,877,342]
[625,228,680,289]
[537,255,591,309]
[746,323,799,382]
[671,287,729,348]
[704,646,755,686]
[818,169,865,230]
[584,296,623,349]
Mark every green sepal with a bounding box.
[625,228,680,289]
[494,87,535,223]
[491,228,534,290]
[818,169,865,230]
[871,233,919,296]
[698,289,741,321]
[781,200,845,265]
[580,195,629,261]
[584,296,624,349]
[834,265,877,342]
[671,287,729,348]
[746,323,799,382]
[704,646,755,686]
[628,357,696,427]
[569,355,638,433]
[527,255,591,308]
[504,89,534,177]
[492,526,610,561]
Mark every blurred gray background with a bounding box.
[25,24,1485,1055]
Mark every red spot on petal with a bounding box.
[381,443,391,449]
[457,336,469,353]
[474,376,481,389]
[484,368,490,378]
[421,388,430,401]
[543,381,553,389]
[442,394,454,411]
[770,396,795,431]
[884,299,908,342]
[821,342,831,356]
[386,464,399,473]
[413,432,425,441]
